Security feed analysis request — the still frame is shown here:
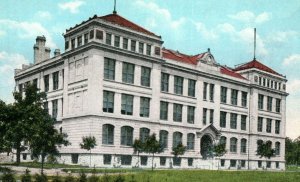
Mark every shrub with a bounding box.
[114,174,125,182]
[1,172,16,182]
[52,174,63,182]
[47,154,58,164]
[100,173,110,182]
[0,166,12,173]
[87,175,99,182]
[78,171,87,182]
[21,169,32,182]
[34,174,48,182]
[65,174,75,182]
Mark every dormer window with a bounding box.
[89,30,94,39]
[155,46,160,56]
[106,33,112,45]
[96,30,103,40]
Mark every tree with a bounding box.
[256,141,275,159]
[171,143,186,167]
[132,139,144,168]
[286,136,300,166]
[80,136,97,167]
[213,143,227,169]
[143,134,163,171]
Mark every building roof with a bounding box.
[98,13,160,38]
[233,59,281,76]
[162,48,204,65]
[220,66,247,80]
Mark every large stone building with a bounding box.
[14,11,288,170]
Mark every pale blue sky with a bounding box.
[0,0,299,138]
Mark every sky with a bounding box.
[0,0,299,139]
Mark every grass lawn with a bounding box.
[1,162,86,169]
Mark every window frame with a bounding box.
[103,91,114,113]
[174,76,183,95]
[102,124,114,145]
[121,94,134,115]
[141,66,151,87]
[140,97,150,117]
[122,62,135,84]
[104,58,116,80]
[173,103,183,122]
[160,101,168,120]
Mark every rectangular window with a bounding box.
[220,111,227,128]
[275,120,280,134]
[77,36,82,47]
[266,161,271,168]
[114,35,120,47]
[263,78,266,86]
[65,41,69,50]
[187,106,195,124]
[18,84,23,93]
[139,42,144,54]
[173,157,181,166]
[123,38,128,49]
[121,155,132,165]
[209,84,214,101]
[141,156,148,166]
[203,82,208,100]
[140,97,150,117]
[266,118,272,133]
[141,67,151,87]
[258,161,262,168]
[276,99,281,113]
[71,38,75,49]
[230,160,236,167]
[174,76,183,95]
[131,40,136,52]
[188,79,196,97]
[96,30,103,40]
[231,89,238,105]
[188,158,193,166]
[103,154,111,165]
[241,115,247,131]
[53,71,59,90]
[275,82,278,89]
[221,86,227,103]
[230,113,237,129]
[89,30,94,39]
[276,162,279,169]
[210,109,214,124]
[242,91,247,107]
[241,160,246,168]
[121,94,133,115]
[155,46,160,55]
[258,94,264,110]
[106,33,112,45]
[173,103,182,122]
[161,73,169,92]
[202,108,207,125]
[267,96,273,111]
[146,44,151,55]
[160,157,166,166]
[122,62,135,84]
[258,117,263,132]
[44,75,49,92]
[221,159,225,167]
[160,101,168,120]
[71,154,79,164]
[52,99,58,119]
[104,58,115,80]
[103,91,114,113]
[84,33,88,44]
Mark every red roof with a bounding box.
[162,48,204,65]
[99,13,159,37]
[233,59,281,76]
[220,66,246,80]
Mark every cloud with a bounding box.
[268,31,299,43]
[229,11,271,24]
[35,11,52,20]
[58,0,85,14]
[283,54,300,66]
[194,21,218,40]
[287,79,300,94]
[0,19,57,49]
[0,30,5,37]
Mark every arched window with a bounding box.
[102,124,114,145]
[230,137,237,152]
[275,142,280,155]
[220,136,227,147]
[241,138,247,153]
[121,126,133,146]
[187,133,195,150]
[139,127,150,142]
[173,132,183,148]
[159,130,168,149]
[266,140,272,148]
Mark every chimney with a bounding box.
[54,49,61,57]
[33,36,51,63]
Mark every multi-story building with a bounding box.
[14,11,288,170]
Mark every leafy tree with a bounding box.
[80,136,97,167]
[143,134,163,171]
[286,136,300,166]
[256,141,275,159]
[213,143,227,169]
[132,139,144,168]
[171,143,186,167]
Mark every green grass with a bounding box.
[287,165,300,171]
[62,167,145,173]
[1,162,86,169]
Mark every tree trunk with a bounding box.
[16,145,21,165]
[152,153,154,171]
[41,153,45,175]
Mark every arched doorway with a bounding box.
[201,135,213,160]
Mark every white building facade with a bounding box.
[14,12,288,170]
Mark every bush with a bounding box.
[21,169,32,182]
[47,155,58,164]
[87,175,99,182]
[78,171,87,182]
[100,173,110,182]
[34,174,48,182]
[0,166,12,173]
[114,174,125,182]
[65,174,75,182]
[1,172,16,182]
[52,174,63,182]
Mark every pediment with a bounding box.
[196,124,221,140]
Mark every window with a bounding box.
[220,136,227,147]
[160,157,166,166]
[44,75,49,92]
[33,79,38,88]
[241,160,246,168]
[257,140,263,151]
[230,113,237,129]
[44,102,48,114]
[140,128,150,143]
[65,41,69,50]
[52,99,58,119]
[209,109,214,124]
[267,96,273,111]
[90,30,94,39]
[123,38,128,49]
[161,73,169,92]
[275,120,280,134]
[102,124,114,145]
[121,94,134,115]
[173,104,182,122]
[220,111,227,128]
[209,84,214,101]
[242,92,247,107]
[221,159,225,167]
[257,117,263,132]
[141,67,151,87]
[140,97,150,117]
[275,82,278,89]
[173,132,182,148]
[266,161,271,168]
[53,71,59,90]
[159,130,168,149]
[77,36,82,47]
[230,137,237,153]
[22,154,27,160]
[121,155,132,165]
[71,38,75,49]
[155,46,160,55]
[241,138,247,153]
[241,115,247,131]
[258,94,264,110]
[18,84,23,93]
[84,33,88,44]
[187,106,195,124]
[188,79,196,97]
[173,157,181,166]
[160,101,168,120]
[231,89,238,105]
[71,154,79,164]
[146,44,151,55]
[131,40,136,52]
[104,58,115,80]
[103,91,114,113]
[96,30,103,40]
[188,158,193,166]
[275,142,280,155]
[122,62,135,84]
[266,119,272,133]
[276,162,279,169]
[187,133,195,150]
[103,154,111,165]
[106,33,112,45]
[121,126,133,146]
[141,156,148,166]
[139,42,144,54]
[203,82,208,100]
[221,86,227,103]
[202,108,207,125]
[258,161,262,168]
[174,76,183,95]
[230,160,236,167]
[114,35,120,47]
[263,78,266,86]
[276,99,281,113]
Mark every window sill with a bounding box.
[120,145,133,148]
[102,144,115,147]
